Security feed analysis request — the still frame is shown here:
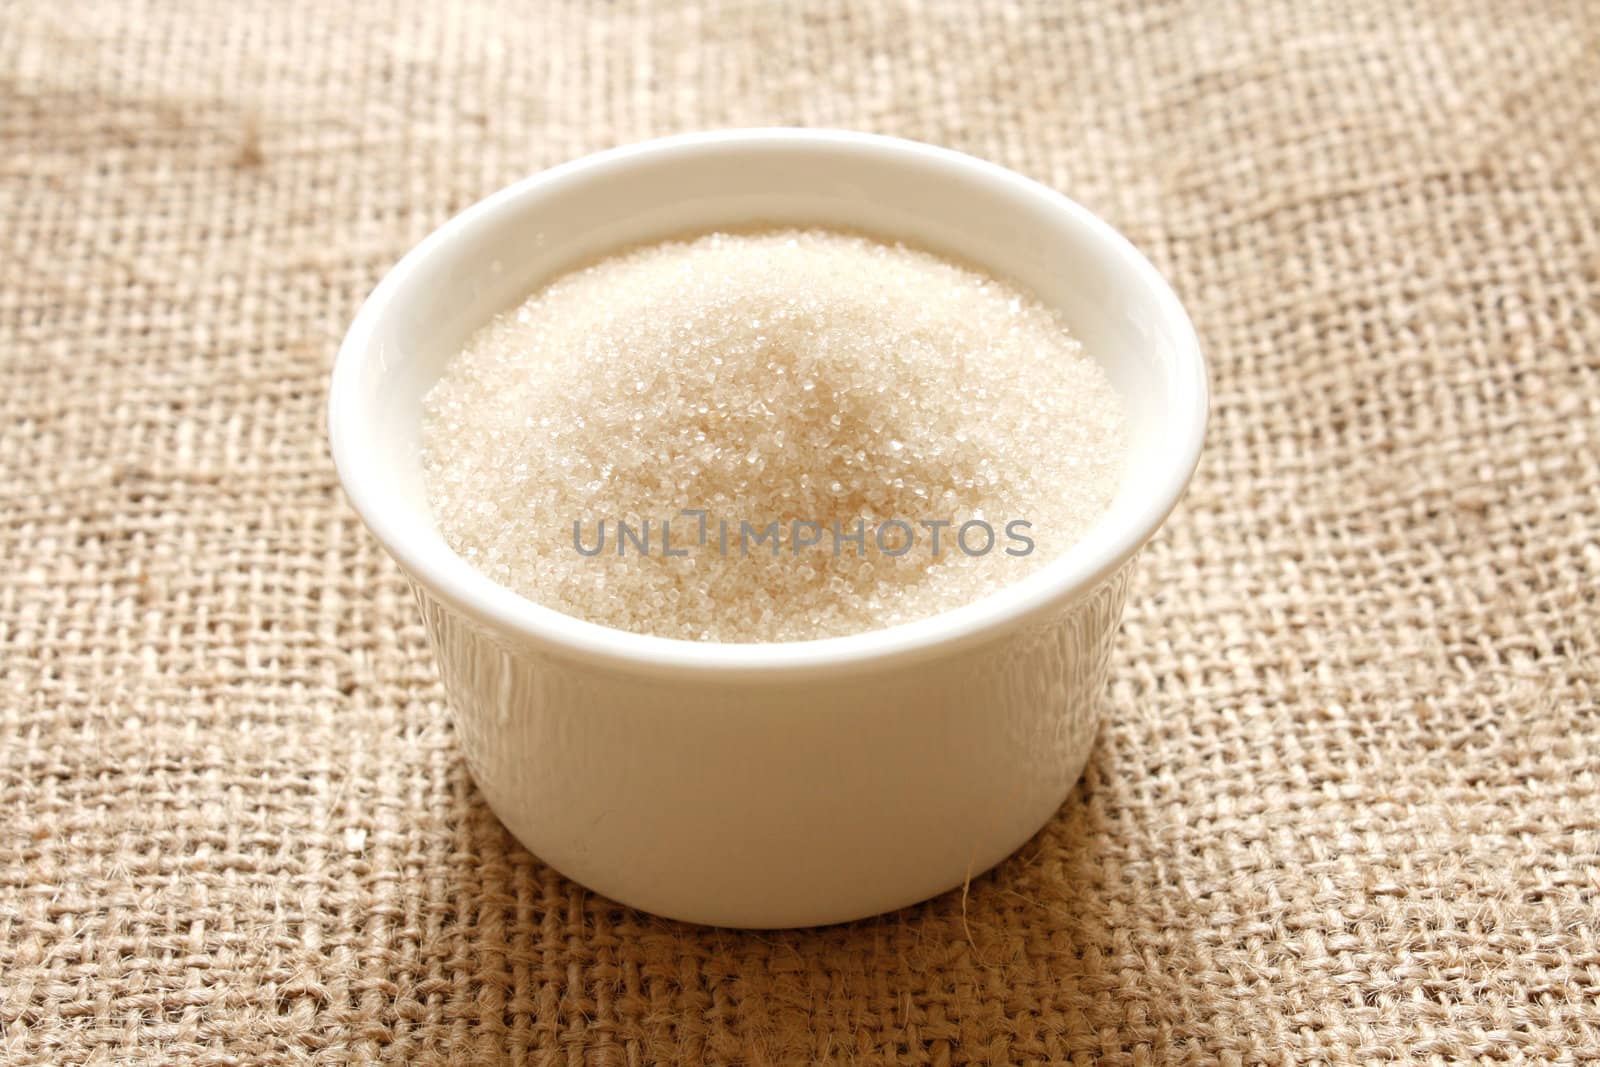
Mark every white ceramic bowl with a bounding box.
[330,129,1206,928]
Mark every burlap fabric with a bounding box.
[4,1,1598,1063]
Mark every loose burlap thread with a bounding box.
[3,1,1598,1063]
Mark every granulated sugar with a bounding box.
[422,229,1126,642]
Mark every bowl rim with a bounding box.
[328,128,1207,677]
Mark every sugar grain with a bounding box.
[422,229,1126,642]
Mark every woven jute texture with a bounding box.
[4,1,1599,1063]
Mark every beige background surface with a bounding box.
[3,1,1598,1063]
